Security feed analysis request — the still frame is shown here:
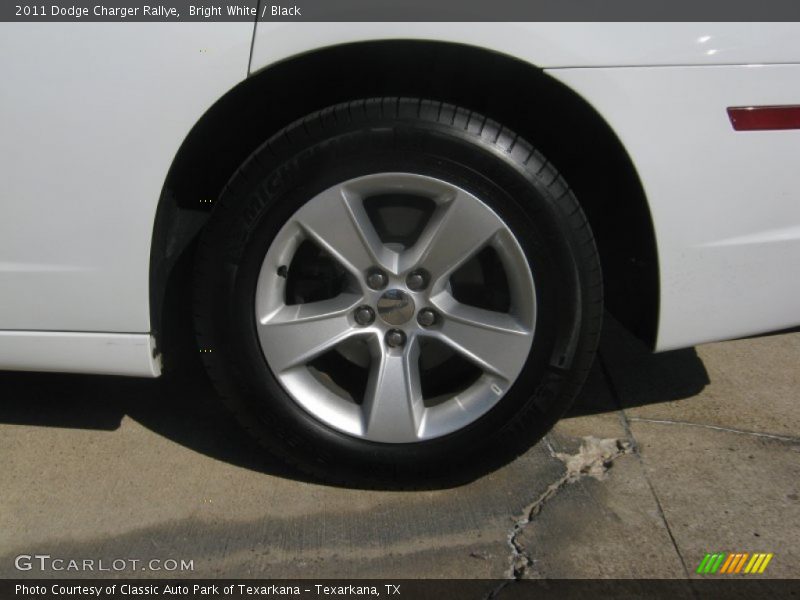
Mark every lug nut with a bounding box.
[417,308,438,327]
[354,306,375,326]
[385,329,406,348]
[366,270,388,290]
[406,269,428,291]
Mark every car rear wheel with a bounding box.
[193,98,602,485]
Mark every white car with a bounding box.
[2,22,800,482]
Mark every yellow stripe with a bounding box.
[734,553,749,573]
[744,554,760,573]
[758,553,774,573]
[720,553,736,573]
[750,554,766,573]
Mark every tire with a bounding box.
[193,98,602,486]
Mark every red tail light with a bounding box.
[728,106,800,131]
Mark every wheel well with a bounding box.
[151,40,659,361]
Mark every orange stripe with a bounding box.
[728,552,742,575]
[719,553,736,573]
[732,554,743,573]
[734,553,749,573]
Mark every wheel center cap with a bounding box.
[377,289,415,325]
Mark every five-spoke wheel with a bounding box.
[255,173,536,442]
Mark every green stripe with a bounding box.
[696,554,712,574]
[710,553,727,574]
[705,554,719,574]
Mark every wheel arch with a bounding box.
[150,39,659,362]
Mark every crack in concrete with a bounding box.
[617,412,693,579]
[499,436,634,584]
[627,417,800,443]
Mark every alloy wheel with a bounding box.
[254,173,537,443]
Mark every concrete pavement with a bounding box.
[1,317,798,580]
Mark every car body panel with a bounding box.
[1,22,800,374]
[250,22,800,71]
[0,331,159,377]
[549,64,800,350]
[0,23,252,333]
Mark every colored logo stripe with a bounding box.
[696,553,726,574]
[720,553,748,573]
[697,552,773,575]
[748,553,774,574]
[719,553,735,573]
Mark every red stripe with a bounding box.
[728,105,800,131]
